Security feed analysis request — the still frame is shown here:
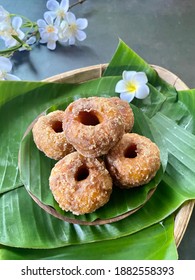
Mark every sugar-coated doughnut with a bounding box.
[63,97,125,157]
[32,110,74,160]
[49,151,113,215]
[110,97,134,132]
[106,133,160,188]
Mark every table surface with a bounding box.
[1,0,195,260]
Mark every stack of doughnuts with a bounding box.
[32,96,160,215]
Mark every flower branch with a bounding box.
[0,0,88,80]
[69,0,87,10]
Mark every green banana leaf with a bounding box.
[1,39,195,259]
[0,214,177,260]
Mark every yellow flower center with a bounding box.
[10,28,18,36]
[69,23,77,35]
[46,25,55,33]
[57,9,65,18]
[126,82,137,93]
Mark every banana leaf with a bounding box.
[178,89,195,132]
[0,214,177,260]
[1,39,195,259]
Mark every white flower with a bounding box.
[0,56,20,81]
[58,12,88,45]
[37,14,58,50]
[19,36,37,51]
[45,0,69,25]
[0,16,25,48]
[115,71,150,103]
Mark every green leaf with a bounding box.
[0,215,177,260]
[103,40,158,83]
[152,112,195,197]
[178,89,195,132]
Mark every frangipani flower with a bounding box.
[45,0,69,25]
[115,70,150,102]
[58,12,88,45]
[0,56,20,80]
[37,14,58,50]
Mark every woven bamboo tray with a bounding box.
[44,64,195,247]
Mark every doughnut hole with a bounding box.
[51,120,63,133]
[76,110,101,126]
[124,144,137,158]
[75,164,90,181]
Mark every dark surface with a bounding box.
[1,0,195,259]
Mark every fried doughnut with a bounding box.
[32,110,74,160]
[49,151,113,215]
[106,133,160,188]
[63,97,125,157]
[110,97,134,132]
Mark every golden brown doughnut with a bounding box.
[63,97,125,157]
[49,151,113,215]
[110,97,134,132]
[106,133,160,188]
[32,110,74,160]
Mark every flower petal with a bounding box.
[76,30,86,41]
[5,73,21,81]
[26,36,36,45]
[44,13,54,25]
[47,40,56,50]
[135,84,150,99]
[60,0,69,10]
[17,29,25,40]
[39,37,48,44]
[66,12,76,24]
[4,37,17,48]
[122,70,137,82]
[76,18,88,30]
[12,16,23,30]
[0,5,10,21]
[40,32,49,41]
[115,80,127,93]
[0,56,12,72]
[68,36,76,45]
[120,92,135,103]
[133,72,148,84]
[37,19,47,28]
[46,0,59,11]
[49,32,58,40]
[44,11,57,20]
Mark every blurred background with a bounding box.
[1,0,195,259]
